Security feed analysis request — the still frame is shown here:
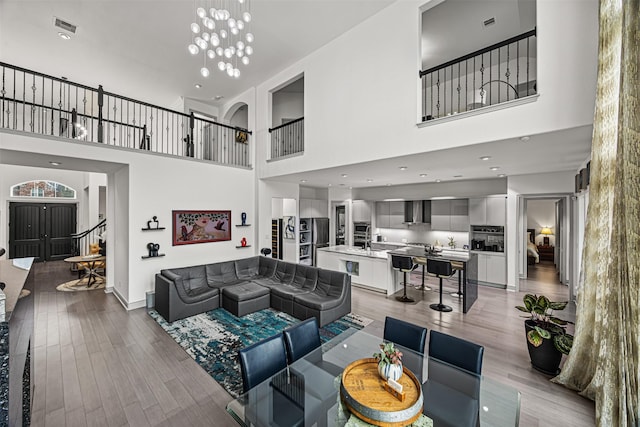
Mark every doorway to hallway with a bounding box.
[9,202,76,261]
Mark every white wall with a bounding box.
[527,199,558,245]
[255,0,598,180]
[272,92,304,128]
[1,131,255,308]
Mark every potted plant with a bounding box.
[373,342,403,381]
[515,294,574,375]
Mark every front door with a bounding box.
[9,202,77,261]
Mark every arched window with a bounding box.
[11,180,76,199]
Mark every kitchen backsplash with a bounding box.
[375,227,469,248]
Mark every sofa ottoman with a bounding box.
[222,282,271,317]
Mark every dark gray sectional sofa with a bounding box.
[155,256,351,327]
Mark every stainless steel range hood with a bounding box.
[403,200,431,224]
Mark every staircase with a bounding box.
[70,219,106,271]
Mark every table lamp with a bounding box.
[541,227,553,245]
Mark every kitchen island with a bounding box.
[387,247,478,313]
[316,246,393,294]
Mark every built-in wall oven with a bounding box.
[353,222,370,248]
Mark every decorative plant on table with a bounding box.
[373,342,403,381]
[515,294,574,375]
[448,236,456,248]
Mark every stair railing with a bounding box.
[70,218,106,258]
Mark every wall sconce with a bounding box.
[541,227,553,246]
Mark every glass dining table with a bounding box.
[226,328,521,426]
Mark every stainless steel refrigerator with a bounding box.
[312,218,330,266]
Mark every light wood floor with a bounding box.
[30,260,594,426]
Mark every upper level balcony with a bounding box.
[268,117,304,160]
[420,29,537,123]
[0,62,252,168]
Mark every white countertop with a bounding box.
[388,246,473,262]
[318,245,390,259]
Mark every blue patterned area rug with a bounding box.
[148,308,372,397]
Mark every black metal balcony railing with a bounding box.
[420,29,537,122]
[268,117,304,159]
[0,62,252,167]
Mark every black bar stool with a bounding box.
[449,261,464,298]
[391,255,418,303]
[427,258,453,312]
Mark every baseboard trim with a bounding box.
[110,287,146,311]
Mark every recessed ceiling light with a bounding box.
[490,166,500,171]
[419,173,427,177]
[366,179,373,183]
[341,174,348,178]
[480,156,491,161]
[300,179,307,183]
[435,179,442,183]
[328,183,332,187]
[49,161,61,166]
[453,175,463,178]
[57,32,71,40]
[194,84,202,89]
[214,95,224,100]
[399,166,408,171]
[498,174,506,178]
[520,136,530,142]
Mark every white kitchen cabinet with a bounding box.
[430,200,451,231]
[375,202,390,228]
[474,252,506,286]
[352,200,372,222]
[431,199,469,231]
[389,201,405,228]
[469,197,505,226]
[300,198,327,218]
[486,197,506,226]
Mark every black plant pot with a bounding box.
[524,320,562,375]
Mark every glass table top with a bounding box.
[226,328,520,426]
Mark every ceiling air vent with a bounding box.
[54,17,77,34]
[483,17,496,27]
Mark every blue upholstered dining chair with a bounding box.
[383,316,427,354]
[422,330,485,427]
[283,317,322,364]
[238,334,288,393]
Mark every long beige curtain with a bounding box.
[551,0,639,425]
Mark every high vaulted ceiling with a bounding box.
[0,0,395,108]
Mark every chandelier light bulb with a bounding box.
[216,46,223,56]
[207,49,216,59]
[245,32,254,43]
[233,68,240,78]
[228,18,236,28]
[217,61,226,71]
[200,67,210,77]
[191,23,200,33]
[245,45,253,55]
[226,62,233,71]
[238,0,244,3]
[237,49,244,57]
[227,67,234,77]
[211,37,220,47]
[241,56,249,65]
[237,20,244,30]
[195,38,208,50]
[236,41,245,49]
[223,10,230,20]
[205,18,215,30]
[231,27,239,35]
[209,8,216,17]
[188,44,199,55]
[220,29,227,39]
[196,7,206,18]
[242,11,251,22]
[202,32,210,41]
[229,46,236,54]
[224,48,232,58]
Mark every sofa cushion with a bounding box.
[259,257,278,278]
[274,261,296,284]
[235,257,260,280]
[222,282,270,302]
[315,269,346,298]
[206,261,244,288]
[185,285,220,303]
[291,265,318,291]
[271,284,311,300]
[161,265,208,292]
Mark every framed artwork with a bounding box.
[235,130,248,144]
[284,216,295,239]
[172,210,231,245]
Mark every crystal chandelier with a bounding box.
[187,0,254,79]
